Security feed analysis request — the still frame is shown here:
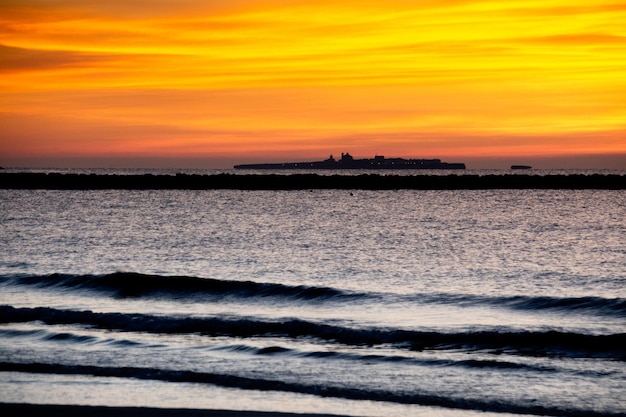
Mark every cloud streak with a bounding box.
[1,0,625,166]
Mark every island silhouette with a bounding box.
[234,153,466,170]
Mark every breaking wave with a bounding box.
[2,272,352,301]
[1,273,625,318]
[1,305,624,359]
[0,361,622,417]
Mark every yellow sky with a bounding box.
[1,0,625,168]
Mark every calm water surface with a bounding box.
[0,186,624,416]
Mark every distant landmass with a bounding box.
[234,153,466,170]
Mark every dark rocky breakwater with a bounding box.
[0,172,624,190]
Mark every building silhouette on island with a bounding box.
[234,153,466,170]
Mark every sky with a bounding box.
[1,0,625,169]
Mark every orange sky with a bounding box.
[1,0,625,168]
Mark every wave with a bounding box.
[0,327,152,348]
[0,326,556,373]
[415,293,626,317]
[2,272,353,301]
[1,305,624,359]
[0,361,621,417]
[0,327,562,373]
[212,343,554,372]
[2,272,625,318]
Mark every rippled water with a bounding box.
[1,187,625,416]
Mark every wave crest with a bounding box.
[1,361,622,417]
[3,273,625,318]
[9,272,353,301]
[1,305,623,359]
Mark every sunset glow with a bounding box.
[1,0,625,168]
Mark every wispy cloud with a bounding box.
[1,0,625,164]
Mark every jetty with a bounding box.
[1,172,624,190]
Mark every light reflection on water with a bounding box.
[2,188,623,297]
[0,187,624,416]
[0,371,526,417]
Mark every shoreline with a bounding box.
[1,172,624,190]
[0,403,353,417]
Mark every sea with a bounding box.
[1,169,625,417]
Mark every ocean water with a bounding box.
[0,183,625,416]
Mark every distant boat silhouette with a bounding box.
[511,165,532,170]
[235,153,466,170]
